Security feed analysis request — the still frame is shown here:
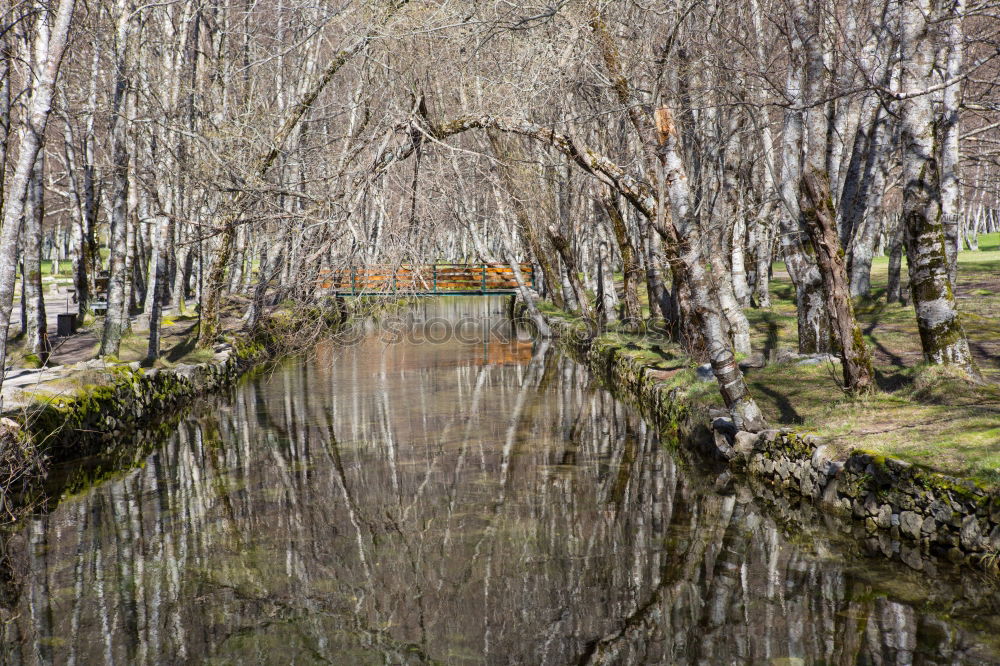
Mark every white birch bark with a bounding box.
[100,0,137,356]
[898,0,978,376]
[777,0,831,353]
[23,153,47,354]
[655,108,766,430]
[0,0,75,393]
[939,0,964,285]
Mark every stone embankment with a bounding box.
[1,338,267,460]
[0,336,271,522]
[536,306,1000,572]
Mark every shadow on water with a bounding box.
[2,296,1000,664]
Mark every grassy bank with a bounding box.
[574,236,1000,487]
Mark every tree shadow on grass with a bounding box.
[165,334,198,363]
[753,382,803,424]
[875,367,912,393]
[862,313,907,368]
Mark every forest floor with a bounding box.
[4,267,242,371]
[546,232,1000,488]
[2,275,245,412]
[740,235,1000,486]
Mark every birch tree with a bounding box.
[898,0,979,377]
[0,0,76,392]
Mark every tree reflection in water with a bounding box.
[2,297,999,664]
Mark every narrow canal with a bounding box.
[3,298,1000,664]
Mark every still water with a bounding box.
[3,298,1000,664]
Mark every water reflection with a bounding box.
[2,297,1000,664]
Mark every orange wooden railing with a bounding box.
[317,263,534,294]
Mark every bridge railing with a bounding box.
[317,263,534,295]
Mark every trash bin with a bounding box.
[57,313,77,336]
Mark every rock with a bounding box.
[776,459,790,481]
[930,500,953,524]
[695,363,714,381]
[801,475,815,498]
[821,478,840,504]
[989,526,1000,551]
[900,544,924,571]
[845,455,868,474]
[884,457,912,474]
[961,516,984,551]
[877,532,894,558]
[733,431,758,456]
[853,499,867,519]
[900,511,922,540]
[738,353,766,369]
[713,430,735,460]
[921,515,936,536]
[811,445,832,469]
[824,460,844,477]
[774,349,799,364]
[796,353,838,366]
[711,417,737,436]
[876,505,892,530]
[713,471,734,492]
[760,429,780,444]
[0,418,22,439]
[863,493,880,517]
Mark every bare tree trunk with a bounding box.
[751,202,775,308]
[886,217,906,304]
[0,0,75,392]
[898,0,978,377]
[145,214,168,362]
[846,103,895,296]
[792,0,875,394]
[244,247,280,332]
[939,0,963,286]
[100,0,136,356]
[0,27,10,211]
[776,10,831,354]
[603,195,641,325]
[800,172,875,393]
[547,223,594,320]
[643,229,675,329]
[76,35,102,318]
[595,223,618,325]
[655,108,766,430]
[731,214,751,307]
[23,154,47,354]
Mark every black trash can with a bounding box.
[57,313,77,336]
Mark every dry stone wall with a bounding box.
[538,307,1000,572]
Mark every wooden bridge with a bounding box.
[318,263,534,295]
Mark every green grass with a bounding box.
[977,231,1000,252]
[591,231,1000,487]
